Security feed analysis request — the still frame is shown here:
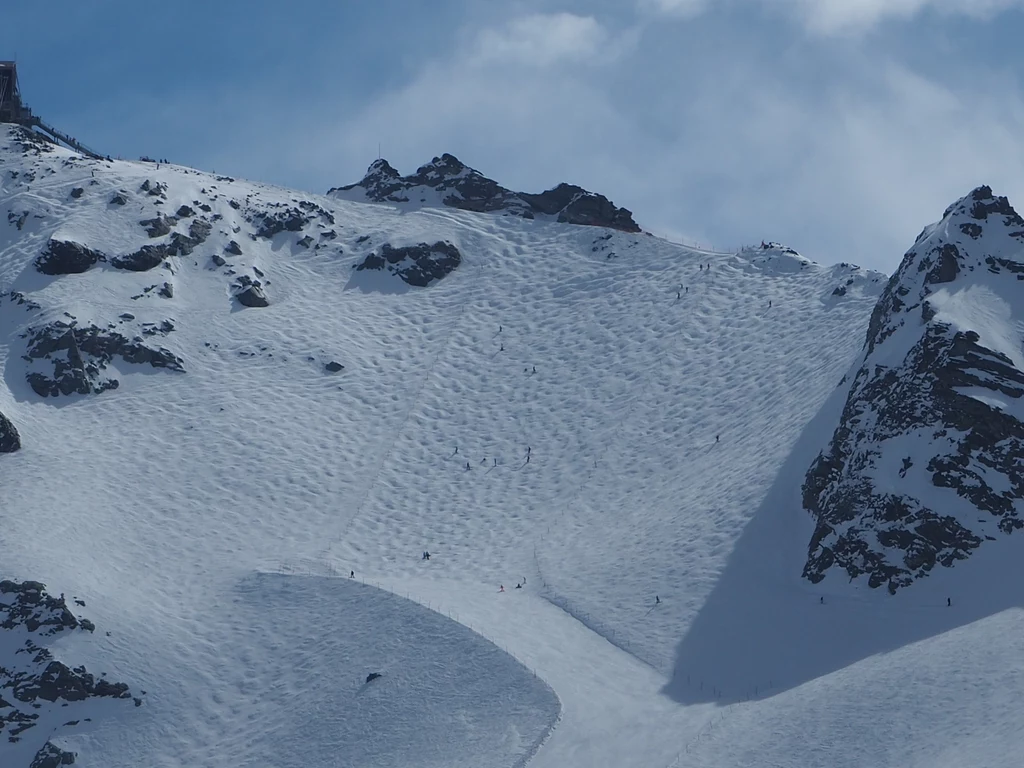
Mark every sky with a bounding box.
[3,0,1024,270]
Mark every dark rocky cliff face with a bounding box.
[802,186,1024,593]
[330,154,641,233]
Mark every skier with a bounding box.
[350,570,354,578]
[532,366,536,374]
[499,585,505,593]
[655,595,660,605]
[676,291,681,300]
[715,435,720,443]
[493,458,497,467]
[820,596,824,604]
[768,300,772,308]
[947,597,951,607]
[499,325,502,333]
[515,582,522,589]
[500,344,504,352]
[455,446,458,455]
[425,552,430,561]
[466,461,471,470]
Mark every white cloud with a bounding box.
[638,0,710,19]
[470,13,612,67]
[190,7,1024,272]
[763,0,1024,34]
[638,0,1024,33]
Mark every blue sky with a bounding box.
[4,0,1024,270]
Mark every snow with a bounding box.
[2,127,1023,767]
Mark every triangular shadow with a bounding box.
[663,374,1024,705]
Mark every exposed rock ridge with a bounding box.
[802,186,1024,593]
[330,154,641,232]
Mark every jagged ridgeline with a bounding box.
[330,153,641,232]
[803,186,1024,593]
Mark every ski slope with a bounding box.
[2,127,1023,767]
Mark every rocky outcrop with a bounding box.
[35,240,104,275]
[251,208,310,238]
[0,580,138,752]
[234,275,269,307]
[110,244,170,271]
[521,183,639,231]
[331,154,640,232]
[355,241,462,287]
[30,741,76,768]
[803,186,1024,593]
[25,321,184,398]
[140,215,175,238]
[0,411,21,452]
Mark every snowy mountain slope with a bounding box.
[4,122,1022,767]
[803,185,1024,593]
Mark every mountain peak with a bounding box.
[802,186,1024,593]
[329,155,640,232]
[943,184,1024,228]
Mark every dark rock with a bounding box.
[297,235,314,248]
[234,276,269,308]
[30,741,76,768]
[168,219,212,257]
[803,186,1024,593]
[110,244,170,272]
[211,254,227,268]
[139,215,175,238]
[7,209,29,230]
[252,208,310,238]
[354,241,461,287]
[325,361,344,373]
[176,205,195,218]
[332,153,640,232]
[0,411,21,453]
[366,672,382,683]
[110,192,128,206]
[139,179,167,198]
[225,240,243,256]
[522,184,640,232]
[35,240,104,275]
[25,321,184,398]
[69,187,84,200]
[158,282,173,299]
